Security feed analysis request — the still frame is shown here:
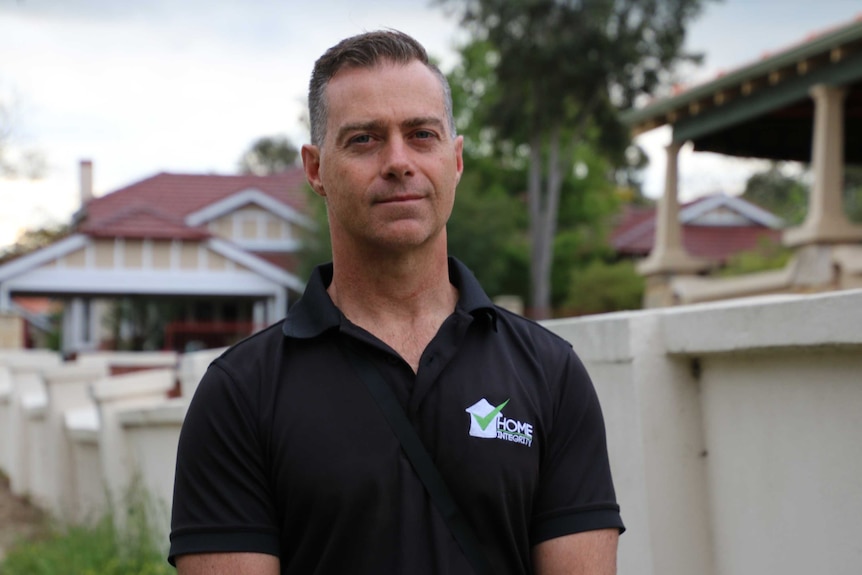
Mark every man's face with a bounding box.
[302,60,463,254]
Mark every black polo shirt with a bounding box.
[169,258,623,574]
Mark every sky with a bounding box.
[1,0,860,249]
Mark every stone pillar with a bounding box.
[784,84,862,246]
[638,140,711,306]
[252,300,266,332]
[61,298,85,356]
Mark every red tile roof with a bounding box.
[83,205,211,240]
[79,169,309,239]
[612,197,783,263]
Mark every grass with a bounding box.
[0,482,172,575]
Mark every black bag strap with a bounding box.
[342,341,493,575]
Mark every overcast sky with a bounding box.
[1,0,860,248]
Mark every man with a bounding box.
[169,30,623,574]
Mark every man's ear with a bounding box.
[454,135,464,186]
[301,144,326,197]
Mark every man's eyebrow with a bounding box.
[402,116,446,131]
[335,121,385,144]
[335,117,447,143]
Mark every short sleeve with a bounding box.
[529,347,625,544]
[168,360,280,565]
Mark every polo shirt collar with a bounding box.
[282,257,497,339]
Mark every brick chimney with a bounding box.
[80,159,93,207]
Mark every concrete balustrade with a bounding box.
[42,363,110,521]
[89,368,177,520]
[0,350,61,498]
[117,398,186,541]
[178,346,226,399]
[1,292,860,574]
[546,287,862,575]
[63,405,104,524]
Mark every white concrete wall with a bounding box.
[1,291,861,574]
[90,368,176,515]
[64,410,105,525]
[43,363,110,520]
[546,288,862,575]
[118,400,185,542]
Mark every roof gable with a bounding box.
[80,168,309,230]
[185,188,313,228]
[0,235,89,283]
[679,194,784,228]
[612,194,784,260]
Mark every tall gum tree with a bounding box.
[440,0,717,318]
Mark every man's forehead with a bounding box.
[324,61,447,126]
[326,58,434,89]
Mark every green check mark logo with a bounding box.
[473,399,509,431]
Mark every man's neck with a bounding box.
[327,242,457,371]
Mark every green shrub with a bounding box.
[717,237,794,277]
[564,260,645,316]
[0,484,171,575]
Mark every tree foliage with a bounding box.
[447,152,529,298]
[741,163,808,225]
[741,163,862,226]
[439,0,716,317]
[0,92,47,179]
[564,259,644,316]
[445,40,624,308]
[0,223,70,264]
[237,135,299,176]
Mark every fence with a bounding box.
[2,288,861,573]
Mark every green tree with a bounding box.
[447,153,529,299]
[741,163,808,225]
[0,223,70,264]
[741,163,862,226]
[844,165,862,223]
[564,259,645,316]
[238,135,299,175]
[0,91,47,179]
[297,186,333,279]
[439,0,716,317]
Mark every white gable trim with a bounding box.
[207,238,305,292]
[185,188,314,229]
[680,194,784,229]
[0,234,89,283]
[6,268,288,297]
[0,234,305,310]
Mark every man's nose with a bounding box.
[381,137,414,179]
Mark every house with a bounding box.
[611,194,784,265]
[621,16,862,307]
[0,161,314,355]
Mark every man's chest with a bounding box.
[265,342,549,522]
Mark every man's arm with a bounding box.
[176,552,279,575]
[533,529,619,575]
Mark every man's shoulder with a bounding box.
[492,305,574,353]
[214,320,289,374]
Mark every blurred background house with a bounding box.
[624,17,862,307]
[612,193,784,265]
[0,161,312,356]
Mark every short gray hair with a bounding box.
[308,30,455,147]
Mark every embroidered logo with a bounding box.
[465,398,533,447]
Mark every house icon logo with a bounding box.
[465,398,509,439]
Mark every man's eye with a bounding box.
[414,130,434,139]
[349,134,372,144]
